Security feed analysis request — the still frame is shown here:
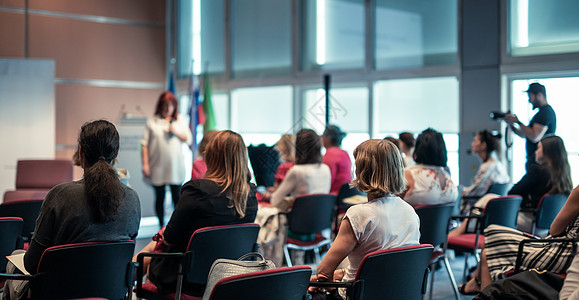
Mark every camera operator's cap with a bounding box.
[525,82,546,95]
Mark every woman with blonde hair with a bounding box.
[273,134,296,187]
[310,139,420,299]
[137,130,258,294]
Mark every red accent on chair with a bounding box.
[15,159,73,190]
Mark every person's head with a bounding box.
[203,130,251,218]
[471,130,501,162]
[536,135,573,195]
[525,82,547,109]
[295,129,323,165]
[78,120,124,222]
[322,125,346,148]
[275,134,295,163]
[383,137,401,150]
[197,130,218,158]
[154,91,178,120]
[413,128,448,167]
[352,139,406,200]
[398,132,415,155]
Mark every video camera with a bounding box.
[489,111,510,120]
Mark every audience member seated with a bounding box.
[270,129,331,211]
[4,120,141,300]
[191,130,217,179]
[462,130,510,198]
[399,132,416,167]
[459,184,579,295]
[134,130,258,295]
[309,139,420,300]
[271,134,296,190]
[322,125,352,195]
[450,135,572,237]
[402,128,458,206]
[560,240,579,300]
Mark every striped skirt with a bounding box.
[484,224,577,281]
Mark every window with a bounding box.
[301,0,365,71]
[509,0,579,56]
[510,78,579,185]
[231,86,293,145]
[374,77,460,183]
[374,0,458,70]
[231,0,292,78]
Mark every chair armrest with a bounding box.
[308,281,353,289]
[0,273,35,281]
[514,238,578,273]
[135,252,185,293]
[451,214,484,220]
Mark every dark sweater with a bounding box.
[508,164,551,209]
[24,180,141,273]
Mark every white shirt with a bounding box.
[141,115,192,186]
[462,154,510,197]
[270,163,331,209]
[340,195,421,297]
[404,164,458,206]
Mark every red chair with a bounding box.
[205,266,312,300]
[135,223,261,300]
[309,244,434,300]
[415,203,459,299]
[282,194,337,267]
[3,159,73,202]
[0,241,136,299]
[532,193,567,235]
[448,195,522,282]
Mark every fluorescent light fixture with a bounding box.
[193,0,202,75]
[515,0,529,48]
[316,0,326,65]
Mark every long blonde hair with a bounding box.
[352,139,406,199]
[275,134,295,163]
[203,130,251,218]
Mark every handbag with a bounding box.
[202,252,276,300]
[474,269,564,300]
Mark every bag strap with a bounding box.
[237,252,265,262]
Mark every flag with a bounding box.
[168,70,176,95]
[202,72,216,132]
[188,73,200,156]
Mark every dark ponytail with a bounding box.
[79,120,124,222]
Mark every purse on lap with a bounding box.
[202,252,276,300]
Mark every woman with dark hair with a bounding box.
[398,132,416,166]
[138,130,258,294]
[462,130,510,197]
[5,120,141,299]
[271,129,331,210]
[322,125,352,195]
[459,136,574,295]
[142,91,192,227]
[403,128,458,206]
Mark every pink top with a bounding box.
[191,159,207,179]
[274,162,295,186]
[323,147,352,195]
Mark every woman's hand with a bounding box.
[142,164,150,177]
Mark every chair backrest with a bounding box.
[536,193,567,229]
[453,186,464,215]
[208,266,312,300]
[0,217,24,272]
[247,145,279,187]
[353,244,433,300]
[3,190,48,203]
[33,241,135,299]
[487,183,511,196]
[15,159,73,189]
[184,223,260,286]
[0,199,44,239]
[415,203,454,247]
[336,183,365,207]
[482,195,522,229]
[287,194,337,234]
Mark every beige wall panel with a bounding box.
[29,0,165,24]
[0,12,25,57]
[29,15,165,82]
[55,84,163,148]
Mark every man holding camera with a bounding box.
[504,82,556,171]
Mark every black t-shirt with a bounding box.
[526,105,556,165]
[149,179,258,293]
[508,164,551,209]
